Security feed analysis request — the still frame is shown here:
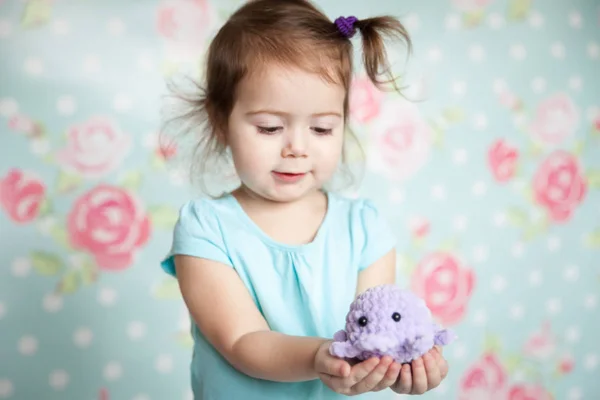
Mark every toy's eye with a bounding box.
[358,316,368,327]
[392,312,401,322]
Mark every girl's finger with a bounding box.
[423,352,441,389]
[346,357,380,387]
[350,356,392,394]
[371,361,401,392]
[410,357,428,395]
[394,363,412,394]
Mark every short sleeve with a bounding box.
[357,200,397,271]
[160,199,233,276]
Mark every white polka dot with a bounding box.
[568,387,582,400]
[24,57,44,76]
[510,44,527,60]
[453,148,468,165]
[529,11,544,28]
[405,13,420,31]
[389,188,404,204]
[511,242,525,258]
[453,215,468,232]
[107,17,126,35]
[127,321,146,340]
[30,139,50,155]
[584,354,598,370]
[584,294,597,309]
[434,381,449,396]
[547,236,561,252]
[529,269,542,286]
[493,211,507,227]
[98,287,118,307]
[430,184,446,201]
[18,335,38,356]
[0,379,14,398]
[37,216,57,236]
[104,361,123,381]
[445,13,460,30]
[132,395,151,400]
[490,275,507,293]
[49,370,69,390]
[0,19,11,38]
[487,13,504,29]
[155,354,174,374]
[142,133,158,148]
[472,309,487,326]
[546,298,562,314]
[73,327,93,348]
[531,76,546,93]
[137,52,154,72]
[11,257,31,278]
[563,265,579,282]
[183,389,193,400]
[169,168,187,186]
[509,304,524,320]
[472,113,488,130]
[468,44,485,62]
[0,302,5,320]
[83,54,101,74]
[472,181,487,197]
[550,42,565,59]
[56,96,76,116]
[568,76,582,91]
[452,342,467,359]
[472,246,489,263]
[451,80,467,96]
[568,10,582,28]
[43,293,63,313]
[587,42,599,59]
[565,326,580,343]
[0,98,19,117]
[427,46,443,62]
[113,93,132,113]
[492,78,507,94]
[51,19,70,35]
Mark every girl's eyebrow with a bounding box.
[245,110,342,118]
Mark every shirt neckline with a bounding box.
[225,191,333,252]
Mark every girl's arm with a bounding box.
[355,248,396,296]
[174,255,348,382]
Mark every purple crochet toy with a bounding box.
[329,284,456,364]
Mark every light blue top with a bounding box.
[161,191,397,400]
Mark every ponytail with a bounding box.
[354,16,412,91]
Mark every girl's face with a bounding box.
[227,64,345,203]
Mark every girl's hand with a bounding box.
[392,346,449,395]
[314,341,402,395]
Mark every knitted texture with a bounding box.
[334,16,358,38]
[329,284,456,364]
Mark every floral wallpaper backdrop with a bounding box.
[1,0,599,399]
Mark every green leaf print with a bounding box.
[31,251,64,275]
[56,270,80,294]
[148,205,178,229]
[507,0,533,21]
[586,170,600,190]
[119,170,144,191]
[21,0,53,28]
[49,224,72,250]
[153,278,181,300]
[584,230,600,249]
[506,207,529,227]
[56,171,83,193]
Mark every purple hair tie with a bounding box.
[335,16,358,38]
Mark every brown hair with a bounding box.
[162,0,411,194]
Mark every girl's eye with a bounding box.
[312,127,332,135]
[257,126,281,135]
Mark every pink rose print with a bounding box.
[156,0,216,61]
[558,354,575,374]
[459,353,508,400]
[523,321,556,360]
[0,168,46,223]
[409,216,430,238]
[57,116,131,178]
[8,113,43,137]
[529,93,579,145]
[507,384,553,400]
[67,185,151,271]
[488,139,519,182]
[368,99,432,181]
[349,76,384,124]
[532,150,586,222]
[452,0,493,12]
[411,252,475,325]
